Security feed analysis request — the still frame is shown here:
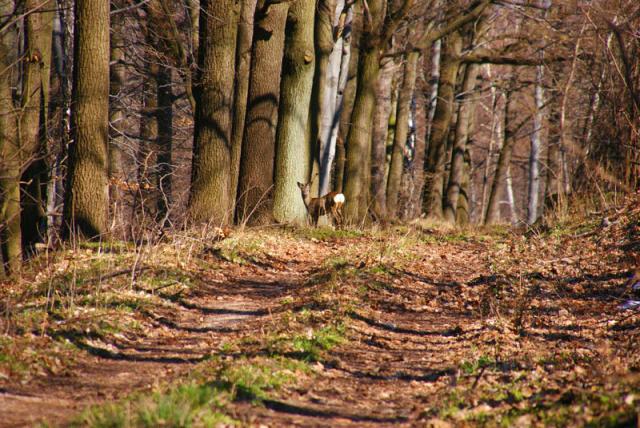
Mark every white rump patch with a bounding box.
[334,193,346,204]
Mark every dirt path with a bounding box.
[1,219,639,427]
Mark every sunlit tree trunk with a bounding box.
[424,31,462,220]
[407,71,427,220]
[342,0,384,224]
[63,0,110,240]
[19,0,54,255]
[370,57,397,220]
[443,61,479,223]
[273,0,315,223]
[109,2,125,234]
[387,51,419,218]
[230,0,258,213]
[189,0,239,225]
[527,63,544,225]
[485,89,514,225]
[310,0,337,196]
[334,3,360,193]
[236,2,289,225]
[0,2,20,274]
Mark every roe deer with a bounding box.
[296,182,345,227]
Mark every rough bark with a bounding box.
[236,2,289,225]
[370,57,397,220]
[109,3,125,233]
[273,0,315,223]
[342,0,384,224]
[230,0,258,213]
[456,146,471,224]
[423,31,462,220]
[189,0,239,225]
[387,51,419,218]
[485,90,514,225]
[0,2,19,274]
[406,71,428,220]
[19,0,54,255]
[63,0,110,239]
[443,61,479,223]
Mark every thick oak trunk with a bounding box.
[63,0,110,239]
[273,0,315,223]
[189,0,239,225]
[236,2,289,225]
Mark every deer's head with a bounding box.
[296,182,311,199]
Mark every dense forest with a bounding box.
[1,0,638,275]
[1,1,640,426]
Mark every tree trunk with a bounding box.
[443,61,479,223]
[334,3,360,193]
[485,89,514,225]
[545,103,561,211]
[370,57,397,220]
[326,3,352,195]
[189,0,239,225]
[236,2,289,225]
[407,71,428,220]
[109,2,125,235]
[456,146,471,224]
[318,0,347,196]
[527,64,544,225]
[423,31,462,220]
[505,166,517,225]
[310,0,337,196]
[230,0,258,213]
[63,0,110,240]
[0,5,20,274]
[387,51,419,218]
[156,66,173,224]
[273,0,315,223]
[18,0,54,256]
[342,0,384,224]
[135,61,158,228]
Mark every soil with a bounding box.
[1,211,640,427]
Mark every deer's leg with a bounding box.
[336,205,344,227]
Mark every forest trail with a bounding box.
[1,201,640,427]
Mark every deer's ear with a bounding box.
[297,182,303,188]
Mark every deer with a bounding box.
[297,181,345,227]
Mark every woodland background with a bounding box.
[1,0,639,275]
[2,1,640,425]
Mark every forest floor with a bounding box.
[1,197,640,427]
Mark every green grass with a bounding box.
[460,355,495,375]
[74,382,235,428]
[266,324,346,362]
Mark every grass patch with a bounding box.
[74,382,236,428]
[295,227,363,241]
[266,324,346,362]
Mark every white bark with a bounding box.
[425,39,441,144]
[319,0,346,196]
[527,64,544,225]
